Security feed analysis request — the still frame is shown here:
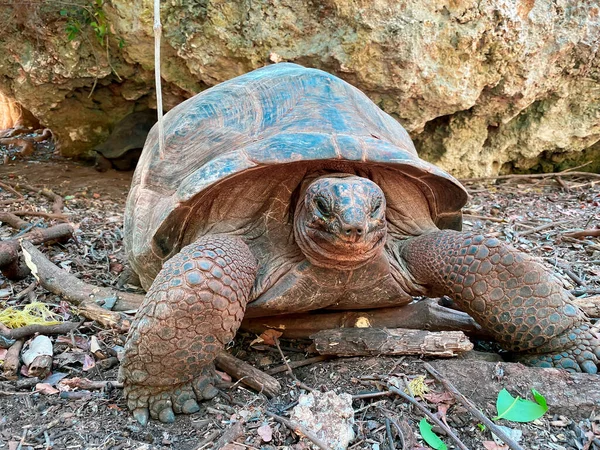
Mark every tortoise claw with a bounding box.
[182,399,200,414]
[159,407,176,424]
[133,407,149,426]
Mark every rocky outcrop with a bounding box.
[0,0,598,176]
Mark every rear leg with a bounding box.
[119,236,257,424]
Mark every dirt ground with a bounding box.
[0,146,599,450]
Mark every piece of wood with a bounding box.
[572,295,600,318]
[429,359,600,418]
[563,229,600,239]
[423,362,524,450]
[214,350,281,398]
[460,171,600,182]
[3,339,24,380]
[0,320,83,341]
[311,328,473,357]
[0,211,28,229]
[27,355,53,378]
[21,241,133,332]
[0,223,74,278]
[242,298,488,339]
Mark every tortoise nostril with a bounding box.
[342,224,364,239]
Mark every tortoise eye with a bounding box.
[315,198,330,216]
[371,199,383,217]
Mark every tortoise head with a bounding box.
[294,175,387,270]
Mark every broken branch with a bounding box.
[0,320,83,341]
[214,350,281,398]
[0,223,74,279]
[310,328,473,357]
[21,241,133,332]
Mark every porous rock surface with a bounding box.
[290,391,355,450]
[0,0,598,175]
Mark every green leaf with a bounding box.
[494,388,548,422]
[419,418,447,450]
[59,9,68,16]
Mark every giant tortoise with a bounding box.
[120,63,600,424]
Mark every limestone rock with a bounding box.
[290,391,355,450]
[0,1,598,175]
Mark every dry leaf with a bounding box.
[423,391,455,405]
[257,423,273,442]
[259,329,283,346]
[82,354,96,371]
[35,383,59,395]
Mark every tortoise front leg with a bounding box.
[119,236,257,424]
[397,230,600,373]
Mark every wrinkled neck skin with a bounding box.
[293,174,388,271]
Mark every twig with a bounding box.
[462,214,506,223]
[40,188,64,216]
[0,320,83,341]
[563,229,600,239]
[14,280,37,300]
[351,391,393,400]
[385,418,396,450]
[0,180,25,205]
[545,258,586,287]
[387,385,470,450]
[386,415,406,450]
[516,220,568,237]
[263,410,333,450]
[0,211,29,229]
[10,210,68,221]
[274,336,295,377]
[214,350,281,398]
[21,241,134,332]
[460,171,600,183]
[423,363,524,450]
[266,355,331,375]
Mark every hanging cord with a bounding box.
[154,0,165,159]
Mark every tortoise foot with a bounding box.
[516,324,600,373]
[124,366,219,425]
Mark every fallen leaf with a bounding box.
[419,418,446,450]
[56,335,90,350]
[35,383,59,395]
[257,423,273,442]
[423,392,455,405]
[93,193,101,199]
[259,329,283,346]
[82,353,96,371]
[494,388,548,422]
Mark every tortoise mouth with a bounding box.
[295,219,387,270]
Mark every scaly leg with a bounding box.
[398,230,600,373]
[119,236,257,424]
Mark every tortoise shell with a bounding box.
[125,63,468,289]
